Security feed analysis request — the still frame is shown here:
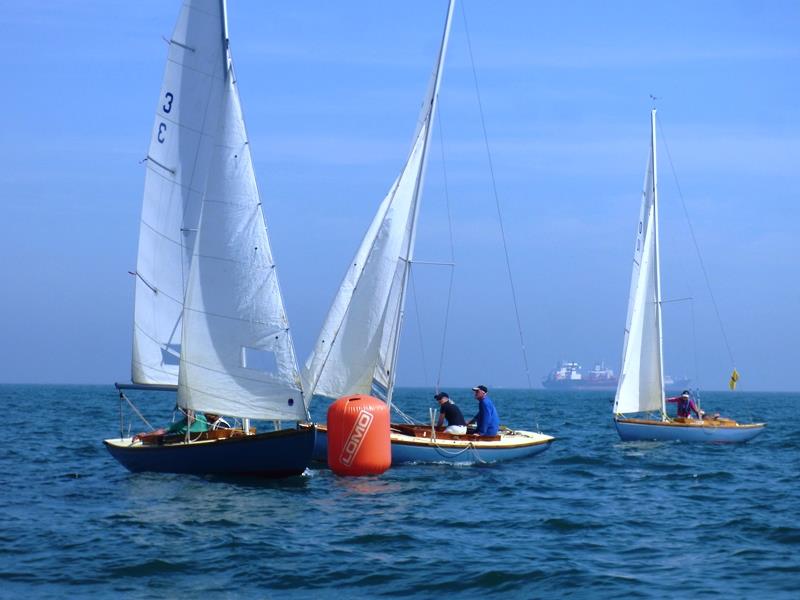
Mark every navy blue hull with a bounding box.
[104,427,315,478]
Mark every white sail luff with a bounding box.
[131,0,227,385]
[614,109,665,415]
[302,0,455,404]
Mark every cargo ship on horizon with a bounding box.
[542,361,690,391]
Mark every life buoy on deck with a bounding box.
[327,395,391,476]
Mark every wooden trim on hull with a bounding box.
[389,432,553,450]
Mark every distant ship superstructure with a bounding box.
[542,361,617,390]
[542,360,689,391]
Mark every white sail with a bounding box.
[302,129,428,401]
[131,0,227,386]
[177,54,305,421]
[302,0,455,404]
[614,110,665,415]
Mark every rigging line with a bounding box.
[119,391,155,431]
[409,267,430,388]
[461,2,534,391]
[392,404,419,424]
[690,296,701,390]
[657,119,736,367]
[435,103,456,393]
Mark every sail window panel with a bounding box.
[241,347,278,373]
[132,287,182,361]
[160,343,181,366]
[133,223,184,371]
[132,292,181,385]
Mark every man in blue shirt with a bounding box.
[467,385,499,436]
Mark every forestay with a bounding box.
[614,110,665,416]
[301,0,455,405]
[177,52,305,421]
[131,0,226,385]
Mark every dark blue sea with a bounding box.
[1,385,797,598]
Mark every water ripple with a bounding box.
[1,385,798,598]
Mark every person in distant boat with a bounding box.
[467,385,500,436]
[434,392,467,435]
[666,390,704,419]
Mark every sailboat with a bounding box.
[612,109,765,443]
[104,0,315,476]
[301,0,554,464]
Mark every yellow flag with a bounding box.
[729,368,740,390]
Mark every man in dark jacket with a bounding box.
[434,392,467,434]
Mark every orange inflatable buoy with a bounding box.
[327,395,391,476]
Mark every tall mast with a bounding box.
[220,0,229,66]
[385,0,456,408]
[651,108,666,417]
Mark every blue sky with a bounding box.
[1,1,798,391]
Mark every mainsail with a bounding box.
[177,40,305,421]
[131,0,227,386]
[301,0,455,405]
[614,110,665,415]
